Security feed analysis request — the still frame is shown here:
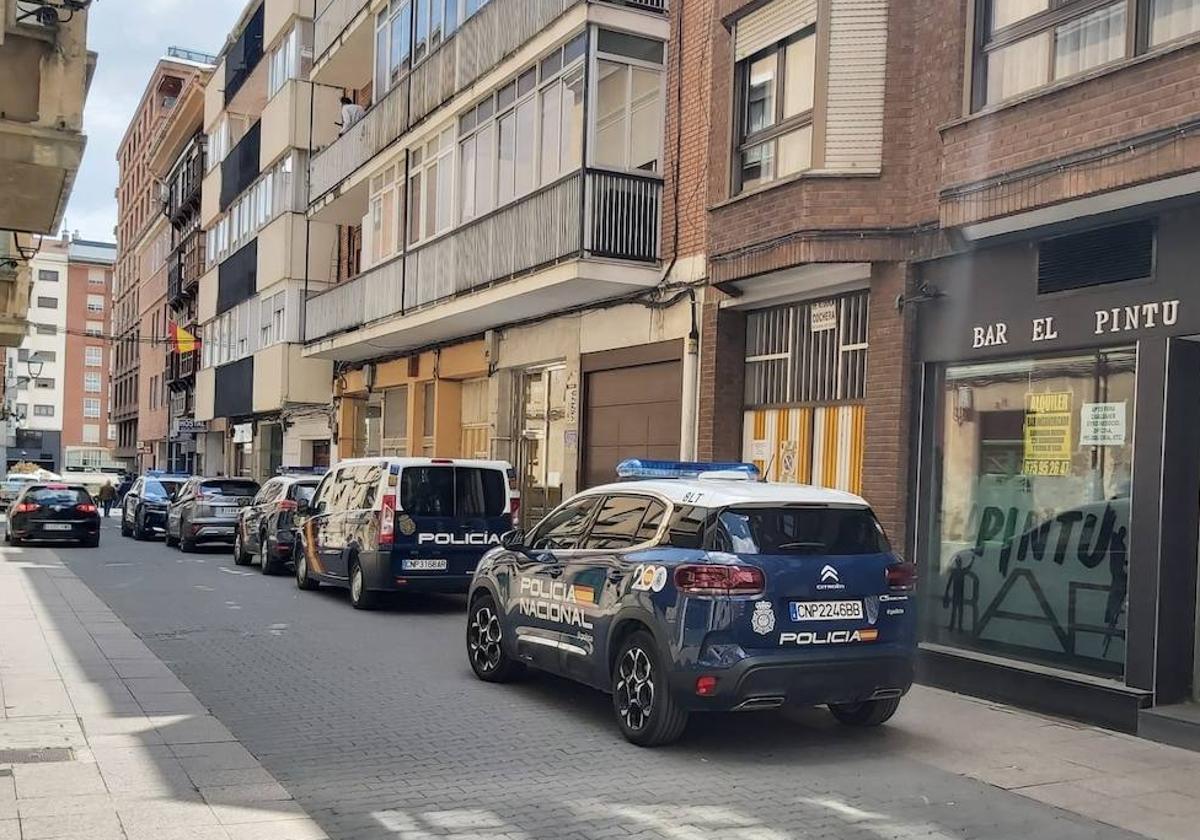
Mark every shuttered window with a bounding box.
[1037,220,1155,294]
[744,292,869,407]
[735,0,818,60]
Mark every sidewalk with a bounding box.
[0,545,329,840]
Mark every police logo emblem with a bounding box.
[751,601,776,635]
[865,595,879,626]
[398,515,417,536]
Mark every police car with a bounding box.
[465,460,916,746]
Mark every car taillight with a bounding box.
[509,495,520,527]
[886,562,917,591]
[12,502,39,514]
[674,564,765,596]
[380,493,396,547]
[278,499,298,512]
[76,503,98,514]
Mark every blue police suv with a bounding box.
[465,460,917,746]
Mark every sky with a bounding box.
[63,0,249,243]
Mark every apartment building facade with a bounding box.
[113,54,212,467]
[151,52,217,476]
[302,0,705,519]
[0,0,94,346]
[1,235,115,472]
[195,0,340,478]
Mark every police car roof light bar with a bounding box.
[615,459,761,481]
[276,466,326,475]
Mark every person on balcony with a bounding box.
[338,96,365,135]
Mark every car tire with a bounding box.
[82,534,100,548]
[120,512,132,538]
[165,528,178,548]
[612,630,688,747]
[348,558,378,610]
[828,696,902,727]
[295,547,320,591]
[466,593,524,683]
[132,508,147,541]
[232,529,252,566]
[260,529,280,575]
[179,525,196,553]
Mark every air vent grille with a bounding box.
[1038,220,1155,295]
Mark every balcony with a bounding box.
[304,168,661,360]
[224,3,265,106]
[166,137,205,226]
[220,120,262,211]
[314,0,371,68]
[166,229,205,305]
[310,77,409,206]
[166,349,197,387]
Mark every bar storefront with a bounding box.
[912,206,1200,733]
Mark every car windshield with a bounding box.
[27,486,91,506]
[144,479,184,501]
[712,506,891,556]
[200,480,260,497]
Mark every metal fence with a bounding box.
[309,77,411,203]
[586,169,662,262]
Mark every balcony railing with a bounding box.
[166,350,197,386]
[305,168,661,343]
[314,0,371,64]
[224,4,265,106]
[310,77,410,203]
[167,138,205,225]
[166,229,205,305]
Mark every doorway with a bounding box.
[516,366,567,527]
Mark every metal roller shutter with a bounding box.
[583,361,682,489]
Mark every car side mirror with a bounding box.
[501,529,525,550]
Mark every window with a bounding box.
[83,398,101,418]
[88,268,105,285]
[926,349,1135,678]
[971,0,1188,108]
[594,32,665,174]
[15,377,28,391]
[108,423,117,441]
[34,323,55,336]
[366,166,402,267]
[259,291,286,346]
[19,349,55,363]
[734,28,815,192]
[86,321,103,337]
[376,0,413,96]
[529,496,602,550]
[85,346,103,367]
[34,378,54,389]
[33,404,54,417]
[408,128,454,244]
[38,269,59,283]
[581,496,666,549]
[82,424,101,443]
[713,507,890,555]
[268,21,313,98]
[84,372,102,393]
[37,296,58,309]
[87,295,104,313]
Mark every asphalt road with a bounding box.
[43,517,1141,840]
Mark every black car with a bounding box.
[165,477,261,552]
[121,474,190,540]
[233,474,320,574]
[4,484,101,547]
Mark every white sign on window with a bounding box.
[1080,402,1126,447]
[810,300,837,332]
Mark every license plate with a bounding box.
[214,508,238,518]
[790,600,864,621]
[43,523,72,532]
[403,557,448,571]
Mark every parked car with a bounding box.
[233,471,322,574]
[465,459,918,747]
[121,473,190,540]
[4,483,101,547]
[165,477,261,552]
[0,474,41,511]
[294,458,517,609]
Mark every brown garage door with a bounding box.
[583,360,682,488]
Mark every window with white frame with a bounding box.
[365,165,403,268]
[83,424,100,443]
[268,20,314,98]
[34,378,54,389]
[85,321,103,337]
[457,34,586,224]
[206,154,297,267]
[258,291,287,347]
[208,113,250,172]
[375,0,484,99]
[87,294,104,313]
[83,398,102,419]
[85,346,102,367]
[408,127,455,244]
[593,31,665,173]
[88,268,105,285]
[33,404,54,417]
[84,372,102,393]
[108,423,117,441]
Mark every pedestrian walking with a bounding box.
[98,480,116,518]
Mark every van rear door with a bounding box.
[392,464,512,580]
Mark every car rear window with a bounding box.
[400,467,507,517]
[201,480,260,497]
[292,483,317,504]
[712,507,891,556]
[144,479,183,500]
[27,486,91,505]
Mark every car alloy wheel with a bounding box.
[350,565,363,602]
[468,604,503,674]
[616,646,655,733]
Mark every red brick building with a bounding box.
[62,239,116,466]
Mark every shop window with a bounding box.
[1037,220,1155,294]
[926,349,1136,677]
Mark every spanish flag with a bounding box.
[169,321,198,355]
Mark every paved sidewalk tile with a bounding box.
[0,546,330,840]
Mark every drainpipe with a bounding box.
[680,288,699,461]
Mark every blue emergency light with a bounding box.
[615,459,761,481]
[277,466,327,476]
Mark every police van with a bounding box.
[465,460,916,746]
[294,458,517,609]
